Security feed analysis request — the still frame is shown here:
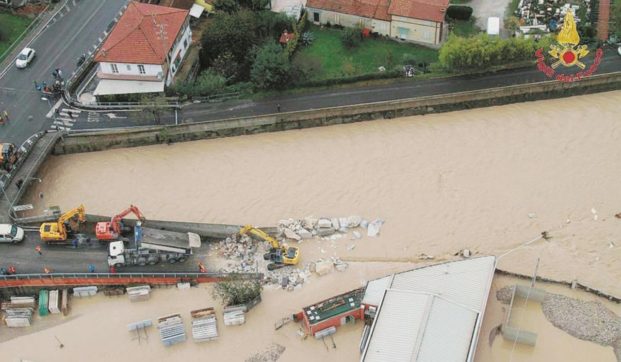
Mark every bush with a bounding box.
[613,0,621,37]
[213,277,262,306]
[446,5,473,20]
[172,70,227,96]
[213,0,239,14]
[438,33,553,72]
[341,27,362,48]
[295,68,402,87]
[250,40,291,89]
[300,31,314,46]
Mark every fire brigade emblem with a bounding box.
[535,8,602,82]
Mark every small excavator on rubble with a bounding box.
[39,204,86,242]
[239,225,300,270]
[95,205,146,241]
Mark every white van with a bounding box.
[0,224,25,243]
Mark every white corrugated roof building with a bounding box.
[360,256,496,362]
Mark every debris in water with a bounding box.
[367,219,384,237]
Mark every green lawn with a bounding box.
[294,26,438,81]
[0,12,33,60]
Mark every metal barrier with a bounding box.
[0,272,263,288]
[0,132,45,191]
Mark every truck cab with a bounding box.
[108,241,126,267]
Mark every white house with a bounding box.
[306,0,449,46]
[93,1,192,97]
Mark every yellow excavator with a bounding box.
[240,225,300,270]
[40,205,86,243]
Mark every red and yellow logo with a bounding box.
[535,10,602,82]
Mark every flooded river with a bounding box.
[11,90,621,361]
[29,90,621,295]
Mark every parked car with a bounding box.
[15,47,36,69]
[618,46,621,56]
[0,224,25,243]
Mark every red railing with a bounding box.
[0,272,262,288]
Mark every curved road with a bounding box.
[0,0,127,144]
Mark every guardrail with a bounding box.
[0,271,263,288]
[0,131,45,191]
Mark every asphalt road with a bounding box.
[178,50,621,122]
[0,230,205,274]
[0,0,127,144]
[65,49,621,132]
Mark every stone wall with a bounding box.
[54,72,621,155]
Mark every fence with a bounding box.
[0,131,45,192]
[0,272,263,288]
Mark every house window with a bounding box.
[138,65,145,74]
[313,12,319,22]
[110,63,118,73]
[183,38,188,49]
[397,27,409,40]
[126,64,131,71]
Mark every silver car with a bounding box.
[15,47,35,69]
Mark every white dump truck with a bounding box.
[107,224,201,268]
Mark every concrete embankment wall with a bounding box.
[54,73,621,154]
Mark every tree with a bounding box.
[213,0,239,14]
[614,0,621,37]
[446,5,473,20]
[139,95,170,124]
[341,27,362,48]
[171,70,227,97]
[213,277,262,306]
[504,16,521,34]
[212,51,240,80]
[200,10,258,72]
[250,40,291,89]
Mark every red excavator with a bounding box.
[95,205,146,241]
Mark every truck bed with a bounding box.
[138,227,201,250]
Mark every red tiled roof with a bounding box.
[307,0,392,21]
[95,1,189,64]
[388,0,449,23]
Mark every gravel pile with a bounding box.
[542,293,621,348]
[496,286,515,304]
[245,343,286,362]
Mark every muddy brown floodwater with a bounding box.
[9,90,621,362]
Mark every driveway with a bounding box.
[466,0,513,33]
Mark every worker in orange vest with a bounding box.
[43,266,51,274]
[35,245,42,255]
[198,263,207,273]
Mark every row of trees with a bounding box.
[613,0,621,38]
[438,34,554,71]
[199,9,294,82]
